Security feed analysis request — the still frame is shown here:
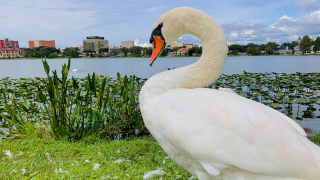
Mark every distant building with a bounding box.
[60,47,66,54]
[294,45,301,54]
[28,40,56,49]
[276,46,292,54]
[184,44,193,49]
[177,48,188,56]
[170,42,193,49]
[0,38,25,58]
[171,42,184,48]
[109,45,119,49]
[71,45,84,53]
[0,38,20,49]
[83,36,108,52]
[121,40,134,48]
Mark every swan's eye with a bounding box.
[158,23,163,28]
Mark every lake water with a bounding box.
[1,55,320,79]
[1,55,320,136]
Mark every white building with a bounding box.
[71,45,84,53]
[60,47,66,54]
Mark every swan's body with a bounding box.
[140,7,320,180]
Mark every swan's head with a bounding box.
[149,7,192,66]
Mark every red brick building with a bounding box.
[28,40,56,49]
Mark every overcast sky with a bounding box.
[1,0,320,48]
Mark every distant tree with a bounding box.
[70,48,74,57]
[195,47,201,54]
[265,46,273,54]
[161,48,170,56]
[172,47,179,52]
[228,44,241,55]
[290,41,299,49]
[146,47,152,56]
[109,49,121,56]
[188,47,196,56]
[120,47,129,57]
[292,48,295,54]
[86,50,89,57]
[129,46,142,56]
[314,36,320,55]
[247,47,252,55]
[251,47,261,55]
[266,42,279,52]
[100,48,109,53]
[300,35,312,54]
[49,53,55,58]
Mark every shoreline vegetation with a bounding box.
[1,58,320,179]
[0,53,319,60]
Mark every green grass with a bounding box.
[2,133,320,180]
[0,136,192,179]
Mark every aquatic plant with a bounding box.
[2,61,320,139]
[1,58,145,140]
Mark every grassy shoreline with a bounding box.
[0,136,192,179]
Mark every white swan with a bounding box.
[139,7,320,180]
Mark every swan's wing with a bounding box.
[153,88,320,179]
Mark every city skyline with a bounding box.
[1,0,320,48]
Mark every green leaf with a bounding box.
[293,98,306,104]
[269,103,279,109]
[130,91,135,106]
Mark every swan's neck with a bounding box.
[140,13,227,105]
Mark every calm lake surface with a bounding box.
[1,55,320,79]
[1,55,320,135]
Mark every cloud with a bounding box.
[42,7,81,12]
[134,39,152,47]
[245,0,268,7]
[293,0,320,11]
[173,34,202,45]
[0,15,9,18]
[222,9,320,44]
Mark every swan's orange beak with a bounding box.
[150,36,166,67]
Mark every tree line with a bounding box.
[24,47,81,58]
[228,35,320,55]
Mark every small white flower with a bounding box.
[55,167,64,174]
[162,159,165,164]
[12,169,17,173]
[115,159,123,163]
[71,163,75,166]
[45,152,52,161]
[117,149,120,153]
[165,156,170,159]
[21,169,26,175]
[143,168,166,179]
[93,163,100,170]
[18,152,23,156]
[85,160,90,162]
[4,150,12,158]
